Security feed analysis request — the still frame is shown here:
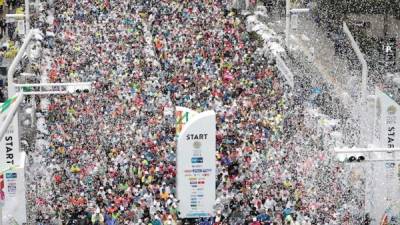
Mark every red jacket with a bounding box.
[250,222,261,225]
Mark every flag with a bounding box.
[0,96,17,113]
[380,213,388,225]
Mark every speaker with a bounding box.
[0,66,7,76]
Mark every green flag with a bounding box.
[0,96,17,113]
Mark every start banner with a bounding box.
[0,114,27,224]
[176,109,216,218]
[375,89,400,148]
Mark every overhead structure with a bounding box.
[7,29,42,96]
[343,21,369,147]
[335,147,400,162]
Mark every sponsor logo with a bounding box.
[176,111,190,135]
[191,164,202,167]
[385,162,395,168]
[0,173,4,206]
[191,157,203,164]
[6,173,17,179]
[187,213,210,217]
[388,105,397,115]
[193,141,202,149]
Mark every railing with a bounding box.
[274,52,294,88]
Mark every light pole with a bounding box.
[343,21,369,147]
[25,0,30,32]
[285,0,290,48]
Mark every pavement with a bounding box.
[263,9,362,106]
[249,7,365,145]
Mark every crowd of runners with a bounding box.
[22,0,367,225]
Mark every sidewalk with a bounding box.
[265,11,362,106]
[245,6,364,147]
[25,6,54,223]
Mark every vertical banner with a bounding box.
[17,20,25,36]
[397,36,400,70]
[0,115,27,224]
[366,95,377,145]
[177,109,216,218]
[292,14,298,30]
[3,166,26,224]
[371,90,400,223]
[379,38,396,68]
[376,89,400,148]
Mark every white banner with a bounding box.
[17,20,25,36]
[177,109,216,218]
[0,115,27,224]
[366,161,400,224]
[292,14,298,30]
[376,89,400,148]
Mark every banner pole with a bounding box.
[285,0,291,49]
